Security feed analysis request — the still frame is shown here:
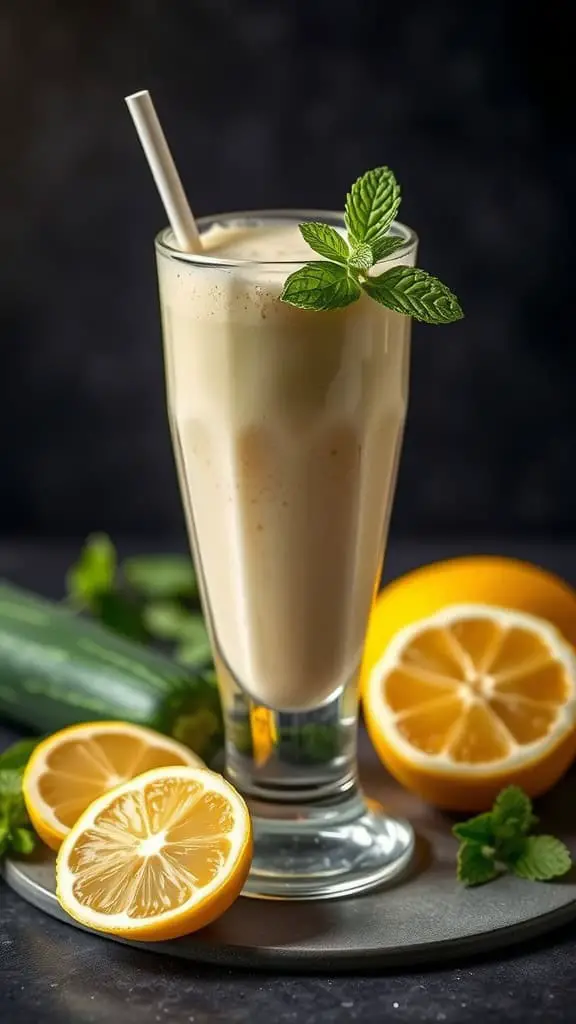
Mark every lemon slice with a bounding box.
[56,765,252,940]
[363,603,576,810]
[23,721,204,850]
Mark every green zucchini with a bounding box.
[0,581,223,763]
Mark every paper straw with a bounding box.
[125,90,202,253]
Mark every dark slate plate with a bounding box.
[5,755,576,970]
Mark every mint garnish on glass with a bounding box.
[280,166,463,323]
[454,786,572,886]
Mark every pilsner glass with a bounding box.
[155,211,417,898]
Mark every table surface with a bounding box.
[2,538,576,1024]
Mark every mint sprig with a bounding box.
[0,741,38,859]
[454,786,572,887]
[281,166,463,324]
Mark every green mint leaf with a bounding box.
[363,266,464,324]
[0,769,29,830]
[510,836,572,881]
[144,601,193,641]
[457,842,499,886]
[0,738,38,772]
[345,167,401,247]
[10,827,36,856]
[371,235,407,263]
[175,617,213,667]
[123,554,197,599]
[281,263,361,311]
[66,533,117,607]
[492,786,534,838]
[0,768,25,803]
[452,811,495,845]
[299,222,349,265]
[348,242,374,271]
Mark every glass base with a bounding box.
[241,791,415,900]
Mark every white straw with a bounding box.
[125,90,202,253]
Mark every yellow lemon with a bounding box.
[363,603,576,810]
[56,765,252,941]
[361,556,576,693]
[23,721,204,851]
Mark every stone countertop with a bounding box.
[2,538,576,1024]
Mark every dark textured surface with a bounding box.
[2,540,576,1021]
[1,2,575,538]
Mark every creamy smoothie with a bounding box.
[157,216,414,710]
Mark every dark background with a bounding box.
[1,0,573,542]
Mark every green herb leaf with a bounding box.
[175,617,213,667]
[363,266,464,324]
[144,601,193,641]
[123,554,197,599]
[11,827,36,855]
[0,765,36,859]
[281,263,361,311]
[0,768,26,805]
[457,842,499,886]
[0,739,38,772]
[509,836,572,881]
[371,235,407,263]
[345,166,401,246]
[298,222,349,265]
[66,533,117,607]
[452,812,495,845]
[492,786,535,838]
[348,242,374,271]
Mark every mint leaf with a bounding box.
[144,604,212,664]
[299,222,349,265]
[457,842,499,886]
[454,786,571,888]
[371,235,407,263]
[0,765,36,860]
[175,617,213,667]
[345,167,401,246]
[11,827,35,855]
[66,533,117,607]
[123,554,197,599]
[452,812,495,845]
[492,786,534,838]
[363,267,464,324]
[0,739,38,772]
[0,768,25,805]
[348,242,374,271]
[509,836,572,881]
[144,601,193,640]
[281,263,361,311]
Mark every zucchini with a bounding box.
[0,581,223,763]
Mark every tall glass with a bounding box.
[155,211,417,899]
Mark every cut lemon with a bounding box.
[361,556,576,693]
[56,765,252,940]
[363,604,576,810]
[23,721,204,851]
